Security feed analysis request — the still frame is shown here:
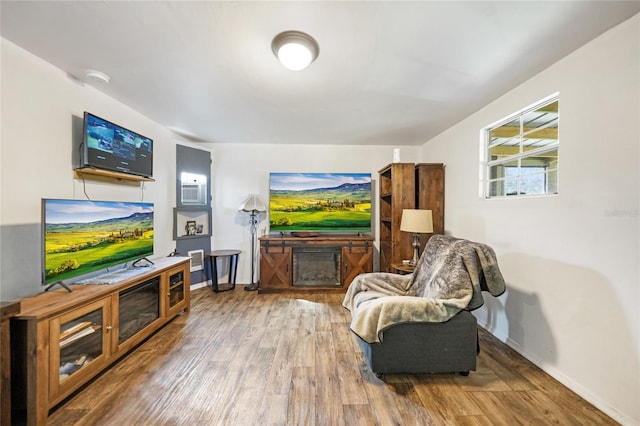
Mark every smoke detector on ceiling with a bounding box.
[85,69,110,84]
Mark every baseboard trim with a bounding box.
[190,281,250,291]
[190,280,207,290]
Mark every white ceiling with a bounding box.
[2,1,639,145]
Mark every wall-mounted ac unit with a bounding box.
[181,172,207,205]
[187,249,205,272]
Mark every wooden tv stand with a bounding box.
[10,257,190,425]
[259,235,373,293]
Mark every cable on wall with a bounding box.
[80,173,91,201]
[77,142,92,200]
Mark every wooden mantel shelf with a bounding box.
[74,167,155,182]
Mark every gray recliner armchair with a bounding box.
[342,235,505,376]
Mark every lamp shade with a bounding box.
[400,209,434,234]
[238,194,266,213]
[272,31,319,71]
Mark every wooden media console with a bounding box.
[258,235,374,293]
[10,257,190,425]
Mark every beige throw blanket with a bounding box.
[342,235,505,343]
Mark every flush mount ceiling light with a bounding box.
[271,30,319,71]
[85,69,110,84]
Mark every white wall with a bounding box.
[420,15,639,424]
[0,39,181,300]
[0,37,420,298]
[203,143,418,283]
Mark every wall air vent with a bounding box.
[187,249,205,272]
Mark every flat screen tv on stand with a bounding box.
[268,172,372,235]
[42,199,154,292]
[82,112,153,178]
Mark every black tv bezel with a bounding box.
[82,111,153,178]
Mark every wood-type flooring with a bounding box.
[46,287,617,425]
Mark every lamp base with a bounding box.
[244,282,259,291]
[409,233,421,266]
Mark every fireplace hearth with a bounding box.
[293,247,341,287]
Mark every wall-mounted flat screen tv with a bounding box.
[269,173,372,234]
[42,199,154,285]
[83,112,153,178]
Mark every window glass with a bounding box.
[484,95,559,198]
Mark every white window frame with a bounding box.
[482,93,559,199]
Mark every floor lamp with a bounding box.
[239,194,266,291]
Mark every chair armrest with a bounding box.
[348,295,470,343]
[342,272,413,312]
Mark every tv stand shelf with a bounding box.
[10,257,189,425]
[74,167,155,182]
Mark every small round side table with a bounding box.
[390,262,416,275]
[205,249,240,292]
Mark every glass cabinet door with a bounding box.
[167,268,186,316]
[49,298,110,398]
[118,277,160,346]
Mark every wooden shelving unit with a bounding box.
[74,167,155,182]
[378,162,445,273]
[378,163,415,272]
[415,163,445,248]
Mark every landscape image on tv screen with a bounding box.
[269,173,372,233]
[42,199,154,284]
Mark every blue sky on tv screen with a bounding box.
[269,173,371,191]
[45,199,153,224]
